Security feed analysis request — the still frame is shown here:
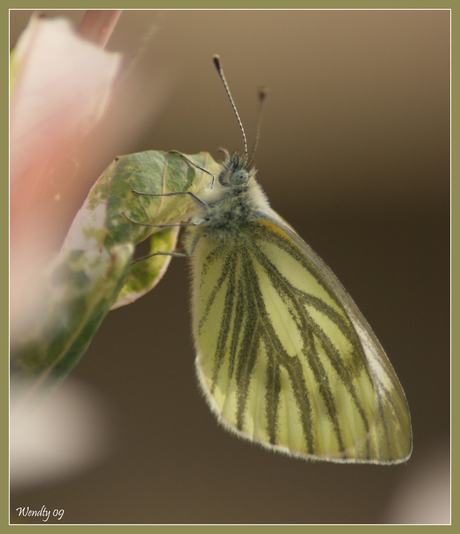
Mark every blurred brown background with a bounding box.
[10,10,450,524]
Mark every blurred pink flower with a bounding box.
[10,14,122,343]
[10,12,124,489]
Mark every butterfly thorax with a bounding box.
[189,152,271,243]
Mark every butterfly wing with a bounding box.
[190,210,412,464]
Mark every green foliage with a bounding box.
[12,150,219,396]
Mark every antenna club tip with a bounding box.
[258,86,269,101]
[212,55,221,70]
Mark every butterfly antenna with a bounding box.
[248,86,268,165]
[213,55,248,160]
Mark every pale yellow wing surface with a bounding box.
[190,215,412,464]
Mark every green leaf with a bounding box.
[111,226,179,309]
[12,150,219,396]
[11,245,133,396]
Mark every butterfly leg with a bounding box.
[129,189,208,207]
[121,211,200,228]
[168,150,216,188]
[121,212,196,264]
[131,249,188,265]
[127,218,204,264]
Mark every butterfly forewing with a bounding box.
[191,212,411,464]
[276,215,413,462]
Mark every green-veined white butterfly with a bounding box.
[152,56,412,464]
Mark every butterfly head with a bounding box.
[218,152,257,189]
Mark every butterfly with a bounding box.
[157,56,412,464]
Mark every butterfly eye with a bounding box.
[230,170,249,185]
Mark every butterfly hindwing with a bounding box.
[190,212,412,464]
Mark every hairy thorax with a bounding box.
[191,178,270,243]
